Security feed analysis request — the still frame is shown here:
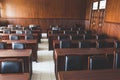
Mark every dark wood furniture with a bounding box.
[48,34,84,50]
[0,33,39,43]
[0,49,32,80]
[0,73,29,80]
[0,30,41,43]
[1,40,38,61]
[53,40,98,49]
[58,69,120,80]
[54,48,115,77]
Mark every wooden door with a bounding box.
[90,0,107,34]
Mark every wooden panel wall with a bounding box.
[85,0,120,40]
[105,0,120,23]
[85,0,91,20]
[1,0,86,19]
[102,22,120,40]
[101,0,120,40]
[0,18,83,32]
[0,0,87,32]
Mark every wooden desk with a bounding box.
[0,73,29,80]
[58,69,120,80]
[31,30,41,43]
[0,30,41,43]
[48,34,61,50]
[2,40,38,61]
[54,48,115,77]
[0,49,32,80]
[0,33,39,43]
[48,34,76,50]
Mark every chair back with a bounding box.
[114,53,120,69]
[97,40,114,48]
[88,55,113,70]
[79,41,96,48]
[58,35,70,40]
[115,41,120,48]
[65,55,88,71]
[71,35,83,40]
[9,35,19,40]
[16,30,24,34]
[3,29,11,34]
[84,34,96,40]
[0,42,6,49]
[25,34,34,40]
[1,59,23,74]
[12,42,25,50]
[24,30,32,34]
[60,40,71,48]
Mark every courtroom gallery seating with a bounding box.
[114,40,120,48]
[0,42,6,49]
[52,30,63,34]
[16,30,24,34]
[12,42,25,50]
[97,40,114,48]
[24,30,32,34]
[3,29,11,34]
[84,34,97,40]
[114,53,120,69]
[60,40,71,48]
[64,30,77,34]
[65,55,88,71]
[97,34,109,40]
[58,35,70,40]
[9,35,19,40]
[25,34,34,40]
[77,30,85,34]
[88,55,113,70]
[70,34,84,40]
[1,60,23,74]
[79,40,97,48]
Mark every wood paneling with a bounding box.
[85,0,91,20]
[0,0,88,32]
[102,22,120,40]
[105,0,120,23]
[1,0,86,19]
[85,20,90,30]
[1,18,82,32]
